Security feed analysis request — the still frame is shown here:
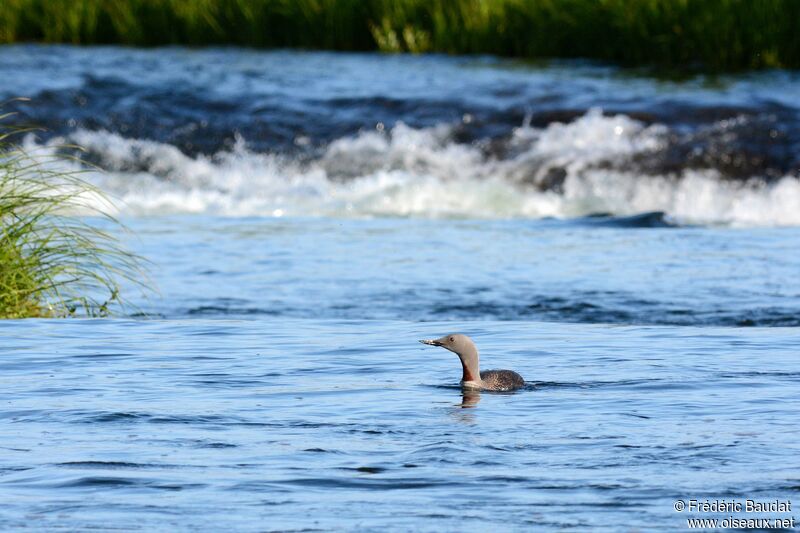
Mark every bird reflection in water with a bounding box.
[460,390,481,408]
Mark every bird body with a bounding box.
[420,334,525,391]
[479,369,525,391]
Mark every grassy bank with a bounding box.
[0,0,798,70]
[0,117,146,318]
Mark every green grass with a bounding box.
[0,0,798,70]
[0,112,147,318]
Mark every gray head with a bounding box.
[420,333,480,383]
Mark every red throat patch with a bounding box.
[461,363,477,382]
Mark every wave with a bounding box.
[25,109,800,226]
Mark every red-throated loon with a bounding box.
[420,334,525,391]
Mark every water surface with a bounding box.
[2,319,798,531]
[3,45,800,224]
[1,46,799,531]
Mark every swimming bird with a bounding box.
[420,334,525,391]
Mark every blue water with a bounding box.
[1,317,798,531]
[2,46,800,531]
[128,217,800,326]
[2,318,799,531]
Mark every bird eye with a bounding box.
[449,336,454,342]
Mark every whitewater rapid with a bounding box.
[25,109,800,226]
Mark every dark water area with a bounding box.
[2,45,800,531]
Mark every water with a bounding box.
[2,319,799,531]
[1,45,800,531]
[124,217,800,326]
[5,45,800,225]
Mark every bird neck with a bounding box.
[461,365,479,383]
[458,348,480,385]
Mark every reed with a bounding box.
[0,0,797,70]
[0,114,147,318]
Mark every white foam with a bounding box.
[22,110,800,226]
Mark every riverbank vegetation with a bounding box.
[0,116,146,318]
[0,0,797,70]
